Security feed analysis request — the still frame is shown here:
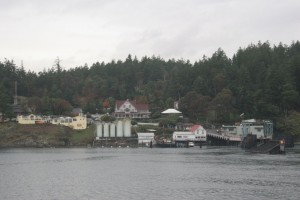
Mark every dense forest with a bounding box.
[1,41,300,135]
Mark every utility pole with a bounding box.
[14,81,18,105]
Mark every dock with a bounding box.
[247,140,285,154]
[206,130,241,146]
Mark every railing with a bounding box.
[206,131,242,142]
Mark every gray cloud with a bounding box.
[0,0,299,71]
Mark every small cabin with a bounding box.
[137,132,155,146]
[172,132,196,142]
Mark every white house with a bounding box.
[137,132,155,146]
[51,113,87,130]
[190,124,207,142]
[172,131,196,142]
[17,114,51,124]
[113,99,151,119]
[172,124,207,143]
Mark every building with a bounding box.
[51,113,87,130]
[221,119,273,139]
[190,124,207,142]
[17,113,87,130]
[172,131,196,142]
[137,132,155,146]
[17,114,51,124]
[113,99,150,119]
[172,124,207,143]
[72,108,83,116]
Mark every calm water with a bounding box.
[0,147,299,200]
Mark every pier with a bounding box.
[206,130,241,146]
[242,134,286,154]
[247,140,285,154]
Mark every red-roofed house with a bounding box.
[190,124,207,142]
[172,124,207,143]
[113,99,151,119]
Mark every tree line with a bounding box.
[1,41,300,135]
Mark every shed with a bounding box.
[137,132,155,145]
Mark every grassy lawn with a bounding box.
[0,122,97,147]
[70,124,96,144]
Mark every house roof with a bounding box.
[161,108,182,114]
[190,125,201,132]
[242,119,256,123]
[115,100,149,111]
[173,131,193,135]
[72,108,83,114]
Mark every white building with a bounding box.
[222,119,270,139]
[17,113,87,130]
[51,113,87,130]
[113,99,151,119]
[190,124,207,142]
[137,132,155,146]
[173,131,196,142]
[172,124,207,143]
[17,114,51,125]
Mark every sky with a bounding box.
[0,0,300,72]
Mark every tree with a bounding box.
[51,98,72,115]
[277,111,300,136]
[0,83,11,119]
[211,88,235,122]
[281,84,299,117]
[54,57,62,73]
[179,91,211,121]
[27,97,42,114]
[100,114,115,122]
[1,41,300,132]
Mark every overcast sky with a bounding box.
[0,0,299,72]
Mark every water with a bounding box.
[0,147,299,200]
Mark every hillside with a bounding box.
[1,41,300,135]
[0,122,96,148]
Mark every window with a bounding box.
[255,128,262,132]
